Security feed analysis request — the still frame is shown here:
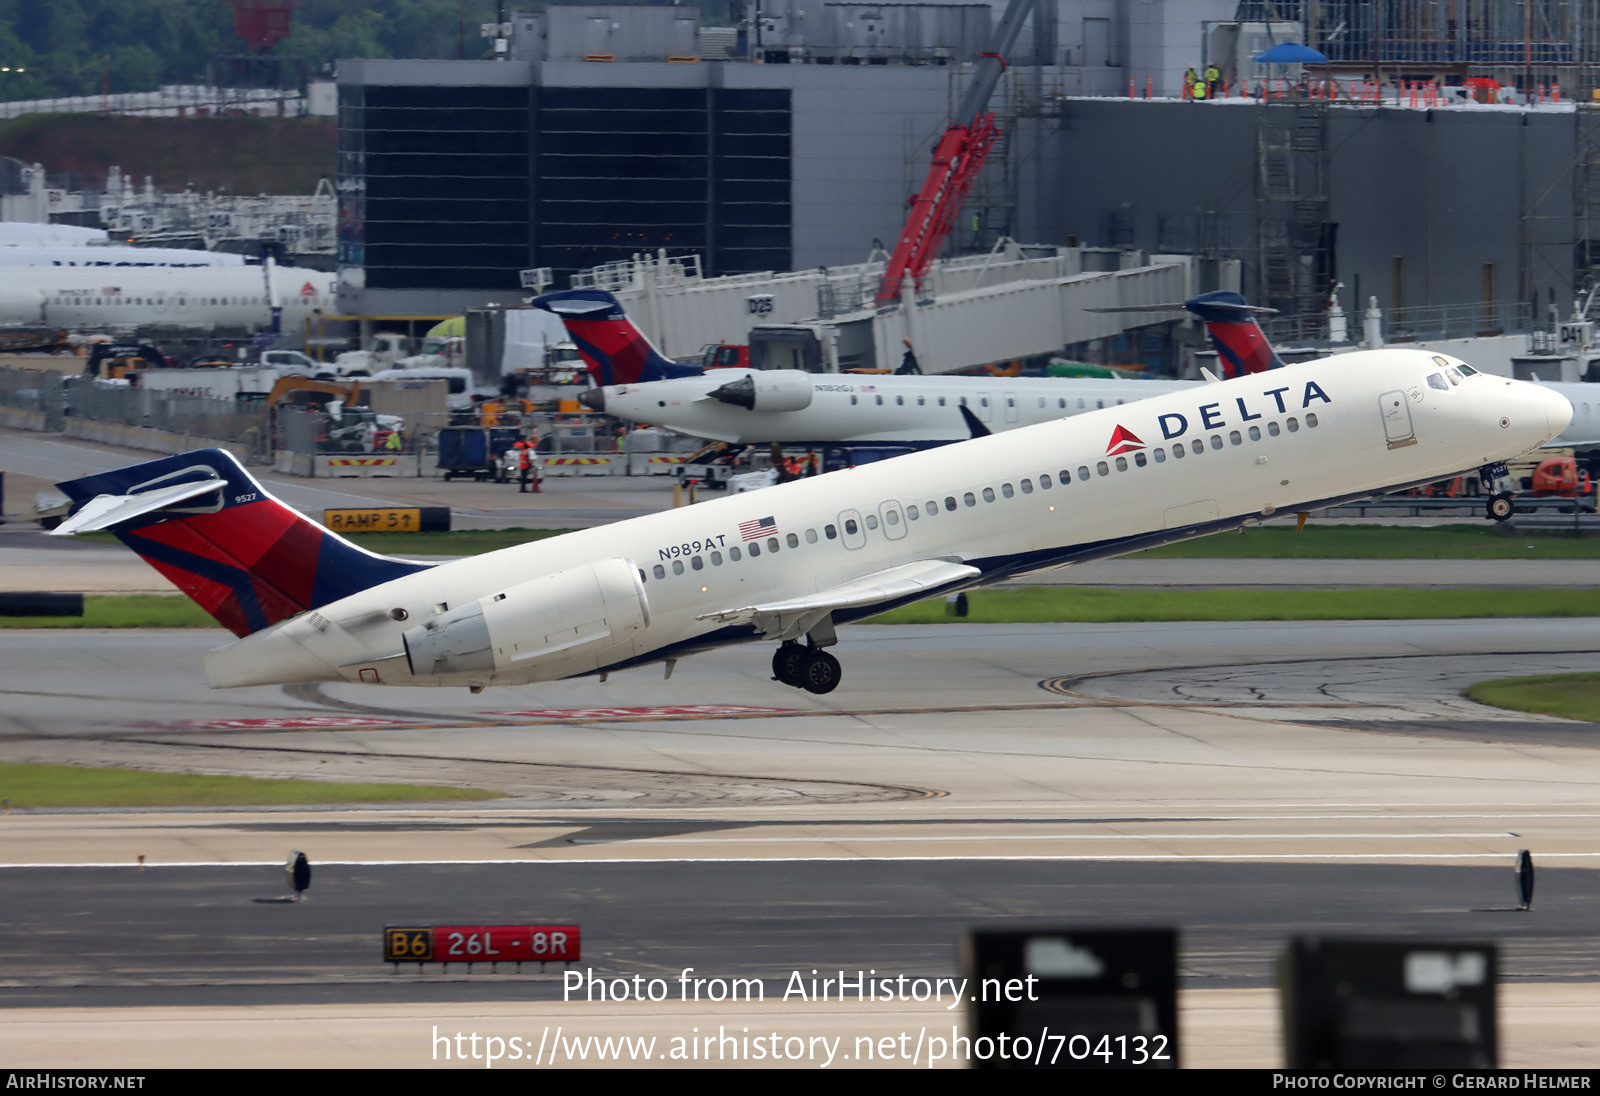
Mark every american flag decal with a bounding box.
[738,515,778,541]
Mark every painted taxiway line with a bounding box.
[3,852,1599,869]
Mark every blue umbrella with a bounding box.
[1253,42,1328,64]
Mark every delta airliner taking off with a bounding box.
[51,346,1569,694]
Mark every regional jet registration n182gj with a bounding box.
[50,351,1571,695]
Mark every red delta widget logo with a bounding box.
[1105,425,1146,456]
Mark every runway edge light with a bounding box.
[1516,849,1535,910]
[287,850,311,901]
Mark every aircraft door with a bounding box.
[878,500,907,540]
[1379,390,1416,449]
[1003,392,1019,423]
[837,508,867,549]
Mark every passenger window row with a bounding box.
[641,413,1320,584]
[645,525,827,582]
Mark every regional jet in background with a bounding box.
[542,287,1600,461]
[0,262,336,330]
[538,287,1202,446]
[50,347,1569,694]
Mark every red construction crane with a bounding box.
[875,0,1037,306]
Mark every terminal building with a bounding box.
[335,0,1600,348]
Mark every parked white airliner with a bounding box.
[0,245,245,268]
[0,264,336,329]
[51,348,1570,694]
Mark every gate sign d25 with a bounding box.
[384,924,580,964]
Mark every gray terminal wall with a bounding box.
[337,59,980,316]
[1032,99,1581,316]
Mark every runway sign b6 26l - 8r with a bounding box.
[384,924,580,966]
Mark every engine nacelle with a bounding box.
[403,557,649,682]
[706,370,813,412]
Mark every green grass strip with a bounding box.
[0,595,221,629]
[1132,524,1600,559]
[0,762,502,808]
[867,587,1600,624]
[1464,673,1600,723]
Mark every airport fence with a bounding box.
[0,367,66,431]
[61,376,272,462]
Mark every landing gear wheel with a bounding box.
[1487,492,1515,522]
[772,642,807,686]
[799,649,842,695]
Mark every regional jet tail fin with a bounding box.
[531,289,704,385]
[1086,290,1285,377]
[697,557,980,640]
[54,449,428,638]
[1184,290,1286,377]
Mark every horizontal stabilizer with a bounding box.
[530,293,615,318]
[698,557,979,639]
[50,478,222,536]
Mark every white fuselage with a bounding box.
[205,349,1571,691]
[0,265,336,329]
[0,246,245,269]
[1538,379,1600,450]
[593,365,1600,453]
[591,370,1196,444]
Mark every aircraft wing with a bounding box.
[697,557,979,639]
[50,479,223,536]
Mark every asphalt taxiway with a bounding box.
[3,428,1599,1066]
[2,620,1598,1066]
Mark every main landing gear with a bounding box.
[772,640,842,694]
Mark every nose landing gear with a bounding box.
[772,640,842,694]
[1480,462,1515,522]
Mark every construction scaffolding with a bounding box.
[1237,0,1600,92]
[1256,100,1332,319]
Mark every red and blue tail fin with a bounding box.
[531,289,703,385]
[1185,290,1286,377]
[54,450,428,638]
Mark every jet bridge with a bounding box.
[751,259,1196,374]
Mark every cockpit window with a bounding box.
[1427,372,1450,391]
[1458,364,1478,376]
[1446,367,1462,385]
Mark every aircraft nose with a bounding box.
[1542,385,1574,438]
[578,386,605,412]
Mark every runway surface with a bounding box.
[4,427,1600,1065]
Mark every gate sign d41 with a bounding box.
[384,924,580,966]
